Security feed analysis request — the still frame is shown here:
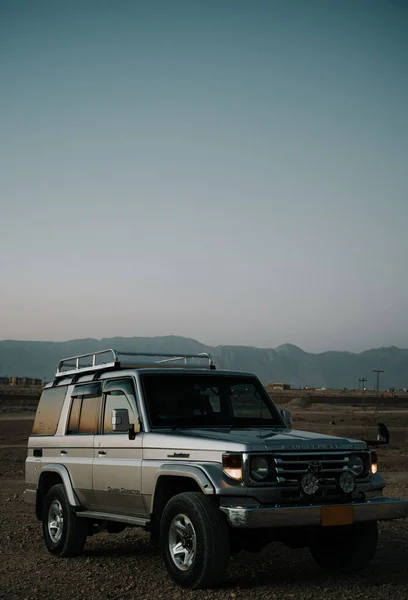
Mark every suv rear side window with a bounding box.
[66,382,102,435]
[32,386,67,436]
[67,397,81,434]
[78,396,100,434]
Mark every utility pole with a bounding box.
[359,376,368,438]
[359,377,367,394]
[372,369,384,394]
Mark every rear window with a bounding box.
[32,386,67,436]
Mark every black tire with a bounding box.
[310,521,378,574]
[42,484,88,557]
[160,492,230,589]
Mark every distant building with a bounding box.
[0,376,42,386]
[269,382,291,391]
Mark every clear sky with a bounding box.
[1,0,407,352]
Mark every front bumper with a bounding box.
[220,497,408,528]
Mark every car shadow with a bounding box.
[81,528,408,589]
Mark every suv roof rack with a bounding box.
[55,349,216,378]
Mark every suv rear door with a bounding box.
[63,382,102,509]
[93,377,145,516]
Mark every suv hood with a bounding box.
[173,427,366,452]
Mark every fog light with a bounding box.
[300,472,319,495]
[339,471,356,494]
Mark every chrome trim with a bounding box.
[244,450,370,487]
[76,511,149,527]
[168,513,197,571]
[48,499,64,543]
[220,497,408,529]
[56,349,214,378]
[56,349,119,376]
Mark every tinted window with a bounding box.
[32,386,67,436]
[78,396,99,434]
[142,374,283,428]
[230,383,273,420]
[67,397,81,435]
[103,391,136,434]
[66,384,102,435]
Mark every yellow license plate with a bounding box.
[321,505,353,527]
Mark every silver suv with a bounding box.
[25,349,407,589]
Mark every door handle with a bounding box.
[98,450,107,456]
[60,450,67,455]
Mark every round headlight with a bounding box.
[250,457,269,481]
[339,470,356,494]
[348,455,364,477]
[300,472,319,496]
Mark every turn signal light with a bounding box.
[370,451,378,475]
[223,454,243,481]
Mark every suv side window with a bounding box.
[66,382,102,435]
[67,397,81,435]
[102,379,138,434]
[32,386,67,436]
[78,396,100,434]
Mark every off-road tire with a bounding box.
[160,492,230,589]
[42,484,88,557]
[309,521,378,574]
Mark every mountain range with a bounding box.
[1,336,407,389]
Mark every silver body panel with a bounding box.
[25,363,408,530]
[93,433,145,516]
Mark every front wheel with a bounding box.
[310,521,378,574]
[42,484,88,557]
[160,492,230,589]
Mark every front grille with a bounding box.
[274,452,351,483]
[247,451,370,487]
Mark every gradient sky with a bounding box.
[1,0,407,352]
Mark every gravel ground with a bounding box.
[1,478,408,600]
[2,414,408,600]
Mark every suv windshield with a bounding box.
[141,373,284,428]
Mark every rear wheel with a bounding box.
[309,521,378,574]
[42,484,87,557]
[160,492,230,589]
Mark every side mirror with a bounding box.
[280,408,292,428]
[363,422,390,447]
[377,422,390,444]
[111,408,130,433]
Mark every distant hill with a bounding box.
[0,336,407,389]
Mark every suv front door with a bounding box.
[93,377,145,516]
